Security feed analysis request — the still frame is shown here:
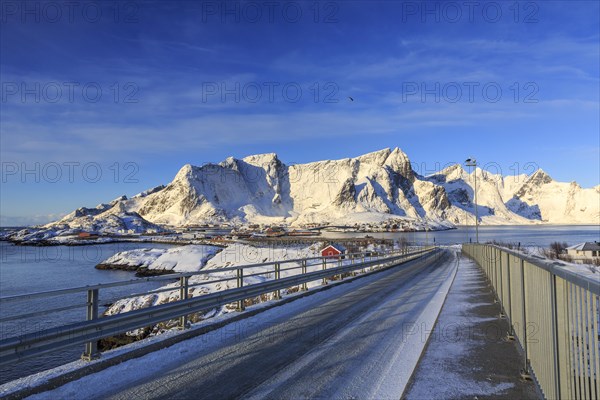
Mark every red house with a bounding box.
[321,244,347,259]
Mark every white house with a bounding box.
[566,242,600,263]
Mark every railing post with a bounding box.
[549,274,562,398]
[505,251,515,340]
[322,258,328,285]
[179,276,189,329]
[520,258,531,379]
[236,268,245,311]
[275,262,281,299]
[82,288,100,361]
[498,248,505,318]
[361,254,366,274]
[338,256,342,280]
[301,259,308,291]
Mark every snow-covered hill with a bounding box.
[4,196,166,243]
[97,245,221,275]
[6,148,598,241]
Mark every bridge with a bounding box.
[0,245,598,399]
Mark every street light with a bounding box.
[465,158,479,243]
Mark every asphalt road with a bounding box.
[33,250,456,400]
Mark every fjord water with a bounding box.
[0,225,598,385]
[326,225,600,247]
[0,241,174,385]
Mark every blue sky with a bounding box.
[1,0,599,225]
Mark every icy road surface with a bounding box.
[29,250,457,400]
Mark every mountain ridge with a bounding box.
[6,148,599,242]
[94,147,600,228]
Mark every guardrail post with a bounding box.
[275,262,281,299]
[322,258,328,285]
[82,288,99,361]
[236,269,245,311]
[338,256,343,280]
[301,260,308,291]
[361,255,366,274]
[179,276,189,329]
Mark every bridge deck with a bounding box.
[4,251,543,399]
[22,251,455,399]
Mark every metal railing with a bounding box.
[0,247,437,367]
[463,244,600,400]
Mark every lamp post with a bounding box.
[461,201,469,242]
[465,158,479,243]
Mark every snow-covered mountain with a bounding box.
[7,148,598,241]
[106,148,598,227]
[428,164,598,225]
[119,148,455,229]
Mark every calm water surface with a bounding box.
[0,241,175,385]
[324,225,600,247]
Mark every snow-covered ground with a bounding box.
[102,242,394,322]
[4,248,457,400]
[104,243,320,317]
[497,244,599,279]
[98,245,221,274]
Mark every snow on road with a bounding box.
[24,250,458,400]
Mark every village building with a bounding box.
[566,242,600,263]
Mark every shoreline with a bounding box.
[0,238,229,247]
[0,226,456,247]
[95,263,180,277]
[1,223,597,248]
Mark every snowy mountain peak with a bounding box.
[242,152,280,166]
[428,164,467,183]
[383,147,414,180]
[30,149,597,233]
[356,148,392,165]
[173,164,197,181]
[527,169,553,186]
